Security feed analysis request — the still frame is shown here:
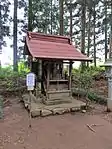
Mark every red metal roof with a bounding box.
[25,32,92,61]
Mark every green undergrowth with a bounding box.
[0,62,30,79]
[72,66,106,105]
[88,92,107,105]
[72,66,105,78]
[72,88,107,105]
[0,62,30,89]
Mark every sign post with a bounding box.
[26,72,35,127]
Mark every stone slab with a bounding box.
[44,98,72,105]
[29,99,86,117]
[41,109,52,117]
[71,107,80,112]
[31,109,41,117]
[52,107,70,115]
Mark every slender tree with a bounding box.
[28,0,33,31]
[81,0,86,55]
[13,0,18,71]
[0,2,2,54]
[104,0,108,61]
[0,2,2,66]
[81,0,86,69]
[87,6,92,67]
[59,0,64,35]
[69,0,73,39]
[51,0,53,34]
[93,1,96,66]
[109,0,112,58]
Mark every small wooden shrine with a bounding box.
[24,32,91,105]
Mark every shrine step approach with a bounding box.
[22,94,86,117]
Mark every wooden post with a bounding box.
[47,62,50,96]
[69,61,72,96]
[26,72,35,128]
[29,91,32,127]
[38,60,42,92]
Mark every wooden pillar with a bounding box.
[38,59,42,92]
[69,61,72,96]
[47,62,50,92]
[28,55,32,70]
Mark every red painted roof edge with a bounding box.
[27,31,71,40]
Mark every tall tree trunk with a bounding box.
[81,0,86,70]
[70,0,72,39]
[13,0,18,71]
[0,2,2,67]
[59,0,64,35]
[109,0,112,58]
[93,2,96,67]
[28,0,33,31]
[104,0,107,61]
[0,2,2,54]
[51,0,53,34]
[87,10,91,67]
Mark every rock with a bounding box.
[71,107,80,112]
[82,110,86,113]
[22,94,30,108]
[41,109,52,117]
[31,109,41,117]
[52,108,66,115]
[24,103,28,108]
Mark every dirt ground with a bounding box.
[1,97,112,149]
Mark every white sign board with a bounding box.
[26,72,35,90]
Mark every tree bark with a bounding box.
[0,2,2,54]
[0,3,1,67]
[81,0,86,70]
[104,0,107,61]
[28,0,33,31]
[59,0,64,35]
[51,0,53,34]
[13,0,18,71]
[109,0,112,58]
[87,10,91,67]
[70,0,72,39]
[93,2,96,67]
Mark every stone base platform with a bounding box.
[25,99,86,117]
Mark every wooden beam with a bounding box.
[63,61,74,64]
[49,79,68,82]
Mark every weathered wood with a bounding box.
[48,90,71,94]
[49,79,68,82]
[46,62,50,92]
[69,61,72,96]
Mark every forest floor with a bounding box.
[1,94,112,149]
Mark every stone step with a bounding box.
[43,97,73,105]
[30,99,86,117]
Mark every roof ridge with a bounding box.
[27,31,72,44]
[28,31,70,39]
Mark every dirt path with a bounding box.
[1,97,112,149]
